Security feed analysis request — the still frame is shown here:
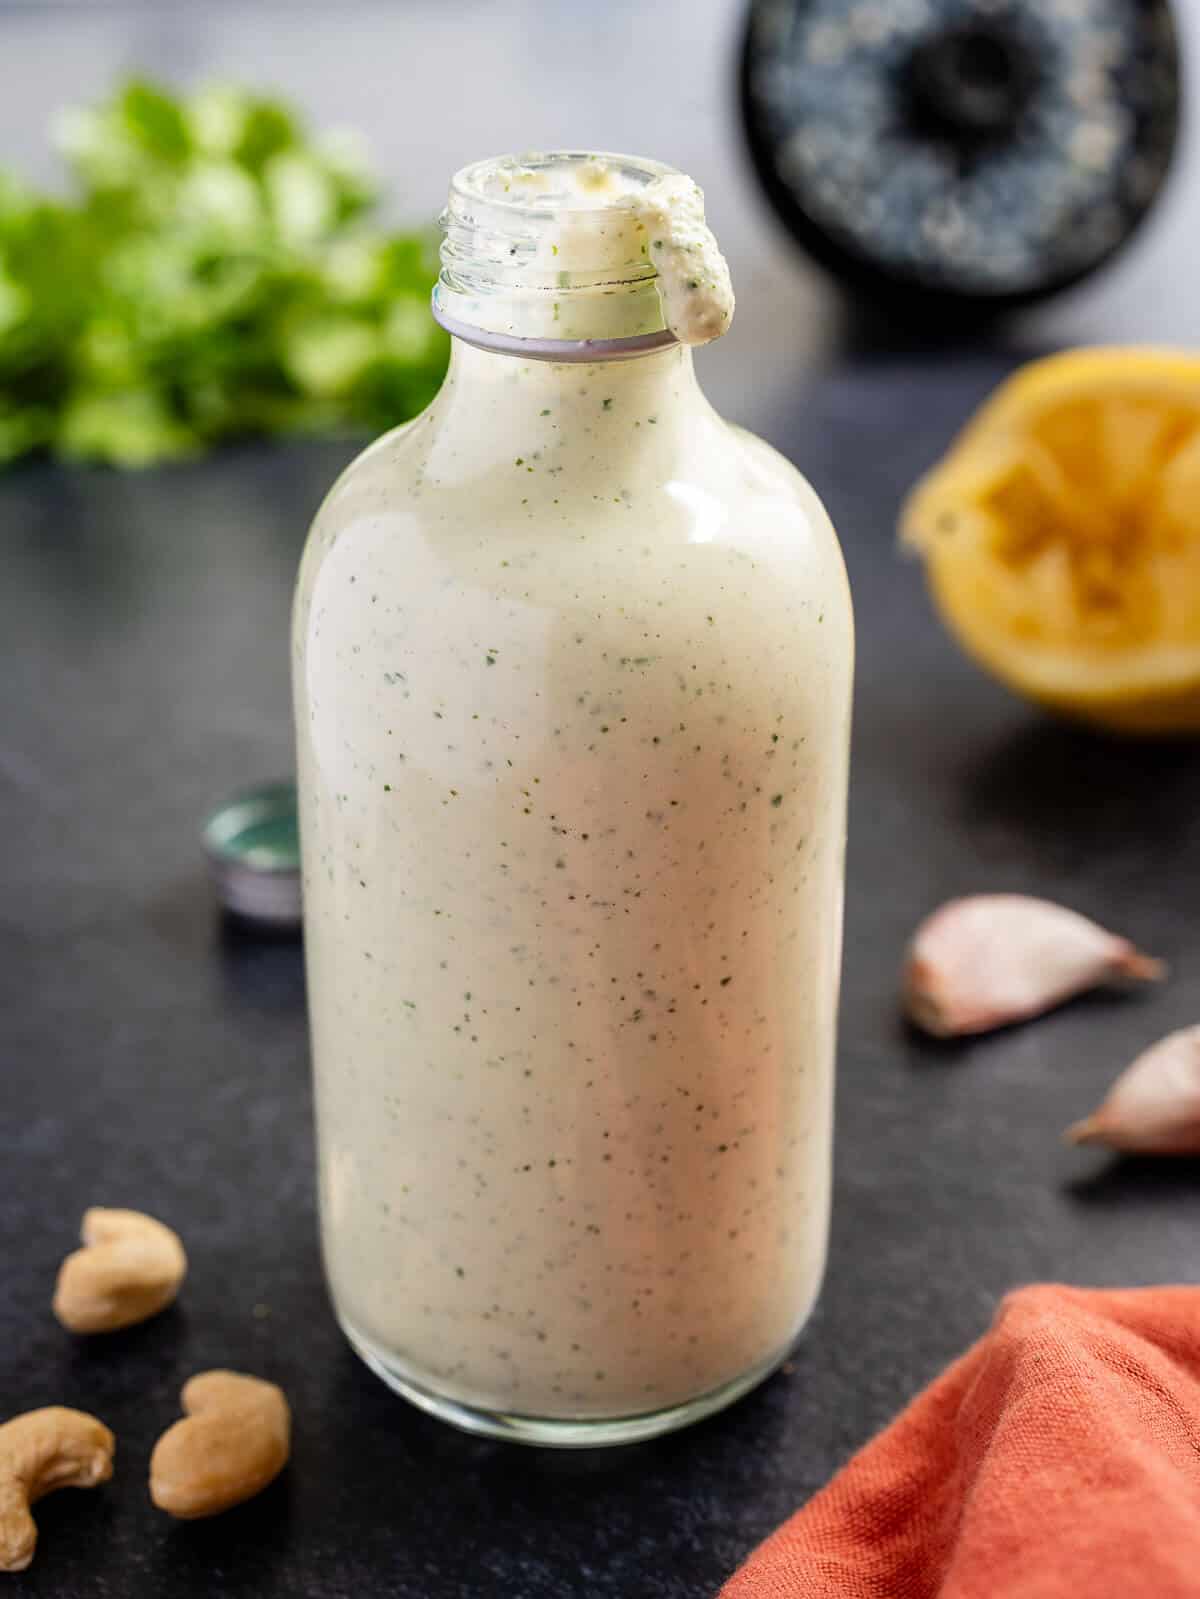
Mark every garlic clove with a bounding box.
[903,894,1164,1038]
[1065,1026,1200,1155]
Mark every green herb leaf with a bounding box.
[0,78,448,467]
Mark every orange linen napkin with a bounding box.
[721,1285,1200,1599]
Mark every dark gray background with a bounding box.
[2,4,1199,1596]
[2,356,1198,1598]
[0,0,1198,422]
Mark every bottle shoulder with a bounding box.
[295,396,850,645]
[311,408,833,538]
[308,406,436,530]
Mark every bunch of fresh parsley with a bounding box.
[0,79,448,467]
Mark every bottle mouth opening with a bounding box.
[450,150,680,218]
[433,151,680,353]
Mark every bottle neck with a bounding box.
[435,151,676,346]
[421,337,708,484]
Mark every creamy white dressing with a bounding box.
[636,172,735,346]
[294,154,851,1438]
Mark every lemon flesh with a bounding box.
[902,348,1200,734]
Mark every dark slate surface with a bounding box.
[1,357,1198,1598]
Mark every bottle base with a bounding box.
[339,1313,801,1448]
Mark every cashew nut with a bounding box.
[0,1408,114,1571]
[53,1208,187,1334]
[149,1372,290,1519]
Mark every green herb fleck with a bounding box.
[770,794,783,807]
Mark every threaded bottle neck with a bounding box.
[432,151,680,357]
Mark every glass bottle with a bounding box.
[292,152,853,1445]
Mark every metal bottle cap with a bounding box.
[203,782,301,928]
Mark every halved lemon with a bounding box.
[901,348,1200,734]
